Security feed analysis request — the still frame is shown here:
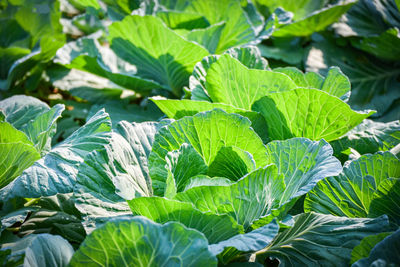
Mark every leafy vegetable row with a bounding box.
[1,0,400,266]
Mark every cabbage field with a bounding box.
[1,0,400,266]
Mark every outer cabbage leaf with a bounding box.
[353,229,400,267]
[116,120,170,194]
[0,109,112,200]
[86,101,163,127]
[127,197,244,244]
[253,0,327,21]
[0,0,65,90]
[333,0,400,60]
[149,109,268,195]
[18,194,85,246]
[352,28,400,61]
[252,88,374,141]
[156,0,265,54]
[305,37,400,117]
[73,121,164,226]
[21,104,64,155]
[164,143,208,192]
[274,66,351,100]
[305,152,400,219]
[187,46,268,101]
[0,122,40,188]
[350,232,392,264]
[208,146,256,181]
[271,0,357,37]
[0,95,64,154]
[174,165,286,231]
[0,234,74,267]
[209,220,279,264]
[256,212,390,267]
[205,54,296,110]
[108,15,209,96]
[69,216,217,266]
[0,95,49,130]
[72,133,147,225]
[369,177,400,224]
[47,66,127,104]
[331,119,400,161]
[265,138,342,206]
[333,0,400,37]
[151,99,269,142]
[54,33,164,93]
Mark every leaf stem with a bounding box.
[390,143,400,156]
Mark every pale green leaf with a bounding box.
[184,175,234,191]
[174,165,285,231]
[205,54,296,110]
[252,88,374,141]
[274,66,351,100]
[69,216,217,266]
[0,122,40,188]
[128,197,243,244]
[272,0,357,37]
[148,109,268,195]
[188,46,267,101]
[108,15,209,96]
[152,99,261,120]
[151,99,269,142]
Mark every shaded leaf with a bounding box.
[1,234,74,267]
[353,229,400,267]
[257,213,390,267]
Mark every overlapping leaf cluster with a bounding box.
[0,0,399,266]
